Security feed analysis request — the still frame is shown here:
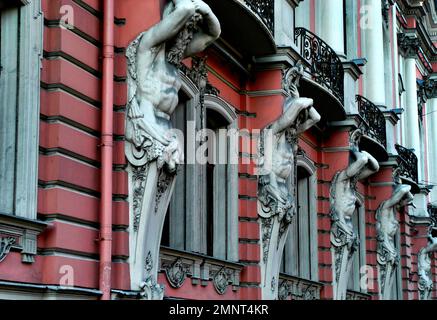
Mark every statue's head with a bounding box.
[350,129,362,152]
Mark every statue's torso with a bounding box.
[272,133,294,182]
[136,45,182,117]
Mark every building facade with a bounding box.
[0,0,437,300]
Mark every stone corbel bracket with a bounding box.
[0,213,47,263]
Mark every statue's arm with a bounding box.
[383,184,412,209]
[183,0,221,57]
[270,97,313,135]
[344,150,369,180]
[138,0,196,53]
[296,106,321,135]
[357,151,380,180]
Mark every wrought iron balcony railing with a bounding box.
[395,144,419,183]
[294,27,344,103]
[243,0,274,33]
[356,95,387,147]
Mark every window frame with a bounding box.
[0,0,45,264]
[164,77,239,263]
[281,153,318,281]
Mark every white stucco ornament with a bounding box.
[258,61,321,300]
[418,230,437,300]
[124,0,220,299]
[376,184,413,300]
[330,130,380,300]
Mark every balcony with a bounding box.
[243,0,274,33]
[205,0,276,58]
[294,28,344,104]
[395,144,419,191]
[356,95,388,161]
[294,27,345,122]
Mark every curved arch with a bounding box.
[205,94,237,124]
[179,72,200,99]
[297,153,317,176]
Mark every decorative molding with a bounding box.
[278,274,323,300]
[212,268,229,295]
[419,76,437,99]
[398,33,420,58]
[159,247,242,295]
[258,61,321,300]
[0,214,47,263]
[125,1,221,299]
[163,258,189,289]
[330,131,380,300]
[376,184,413,300]
[0,237,16,263]
[346,290,371,300]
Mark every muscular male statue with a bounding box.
[377,184,414,258]
[125,0,221,170]
[257,61,321,300]
[125,0,220,299]
[259,62,321,221]
[331,132,380,239]
[418,228,437,299]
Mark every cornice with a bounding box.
[398,33,421,58]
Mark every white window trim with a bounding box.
[205,94,239,262]
[0,0,43,219]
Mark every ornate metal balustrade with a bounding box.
[356,95,387,147]
[395,144,419,183]
[278,274,323,300]
[294,27,344,103]
[243,0,274,33]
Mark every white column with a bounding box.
[316,0,344,55]
[274,0,295,47]
[403,57,422,173]
[362,0,386,105]
[428,98,437,203]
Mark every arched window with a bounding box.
[281,155,318,281]
[161,84,238,262]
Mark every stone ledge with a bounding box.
[159,246,244,295]
[0,213,47,264]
